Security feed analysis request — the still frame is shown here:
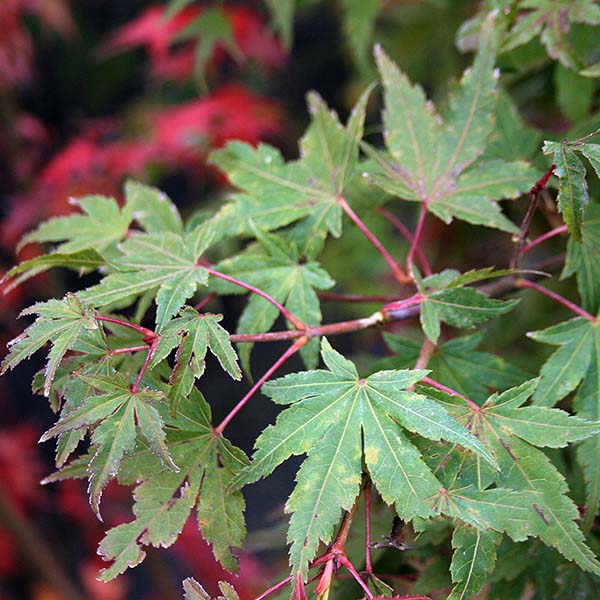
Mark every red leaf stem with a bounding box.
[406,204,428,277]
[336,196,411,284]
[207,267,306,330]
[94,315,156,341]
[517,279,597,322]
[254,575,293,600]
[520,225,568,256]
[364,479,373,575]
[377,207,432,276]
[214,336,308,434]
[131,341,158,393]
[109,345,148,355]
[511,164,556,268]
[338,555,374,599]
[421,376,481,412]
[193,291,217,312]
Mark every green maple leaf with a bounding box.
[52,350,115,468]
[380,332,529,403]
[432,379,600,575]
[528,317,597,408]
[2,249,105,294]
[562,202,600,314]
[529,317,600,531]
[502,0,600,70]
[18,195,134,254]
[78,225,214,330]
[365,17,539,233]
[4,182,186,295]
[449,525,501,600]
[39,373,177,517]
[543,140,589,240]
[183,578,240,600]
[97,389,247,580]
[1,294,98,396]
[577,143,600,180]
[339,0,379,73]
[420,287,518,344]
[233,338,494,579]
[483,91,542,162]
[208,86,371,258]
[150,307,241,415]
[125,180,185,235]
[210,228,334,370]
[176,7,242,88]
[458,1,600,71]
[265,0,294,49]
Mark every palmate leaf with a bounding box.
[52,351,115,468]
[208,86,371,258]
[339,0,379,74]
[97,390,247,580]
[3,181,186,296]
[483,91,542,162]
[265,0,295,49]
[433,380,600,575]
[562,202,600,314]
[529,317,597,408]
[380,332,529,403]
[40,373,177,517]
[79,225,214,330]
[530,317,600,531]
[420,287,518,344]
[367,18,538,233]
[1,294,98,396]
[18,195,134,253]
[150,307,241,415]
[233,338,494,579]
[210,229,334,370]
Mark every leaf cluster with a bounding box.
[2,6,600,600]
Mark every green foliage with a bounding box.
[233,338,492,578]
[1,294,97,396]
[183,578,240,600]
[379,332,529,403]
[3,4,600,598]
[449,526,501,600]
[209,86,371,258]
[420,287,518,344]
[562,202,600,313]
[97,390,247,580]
[458,0,600,72]
[210,227,334,370]
[365,20,538,232]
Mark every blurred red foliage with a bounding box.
[0,0,74,91]
[0,2,287,597]
[2,84,283,250]
[101,4,284,82]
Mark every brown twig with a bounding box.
[511,165,556,269]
